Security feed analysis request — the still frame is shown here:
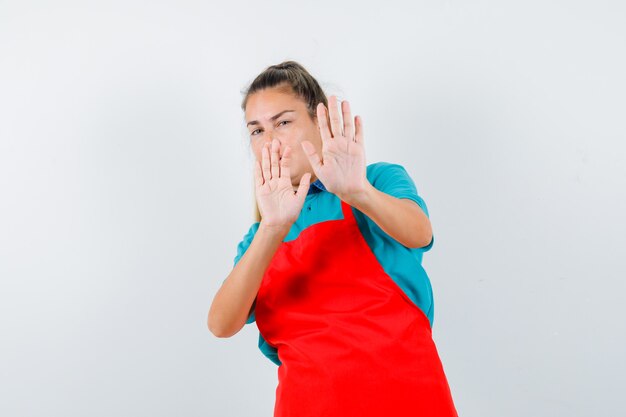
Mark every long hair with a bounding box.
[240,60,329,223]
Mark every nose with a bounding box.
[263,134,282,148]
[258,135,283,158]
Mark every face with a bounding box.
[245,87,323,187]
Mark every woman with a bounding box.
[208,61,458,417]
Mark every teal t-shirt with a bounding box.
[231,161,435,366]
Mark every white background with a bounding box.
[1,1,625,416]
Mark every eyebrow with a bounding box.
[246,110,296,127]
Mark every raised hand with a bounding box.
[300,96,367,204]
[254,138,312,232]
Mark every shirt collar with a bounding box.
[308,177,326,195]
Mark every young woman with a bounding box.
[208,61,458,417]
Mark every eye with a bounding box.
[250,121,290,137]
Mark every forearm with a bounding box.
[343,182,432,249]
[208,222,289,338]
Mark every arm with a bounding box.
[207,222,289,338]
[344,182,433,249]
[301,98,430,249]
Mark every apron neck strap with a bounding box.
[339,199,356,223]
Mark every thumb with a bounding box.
[301,141,322,173]
[295,172,311,200]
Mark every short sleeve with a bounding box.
[367,162,434,251]
[233,222,260,267]
[227,221,260,324]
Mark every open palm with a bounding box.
[301,96,368,202]
[255,138,311,231]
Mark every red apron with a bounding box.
[255,199,458,417]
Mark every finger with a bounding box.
[354,115,364,144]
[270,138,280,179]
[342,100,354,141]
[301,140,323,173]
[261,142,271,182]
[280,145,291,180]
[295,172,311,198]
[254,159,263,187]
[317,102,332,146]
[328,95,344,138]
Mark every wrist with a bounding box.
[258,220,291,239]
[341,182,376,209]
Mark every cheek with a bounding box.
[254,140,267,157]
[252,146,262,163]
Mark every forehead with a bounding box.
[245,88,306,121]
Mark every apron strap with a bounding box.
[339,199,356,223]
